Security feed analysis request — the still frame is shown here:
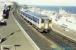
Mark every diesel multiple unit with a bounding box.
[19,8,51,32]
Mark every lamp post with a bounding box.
[14,45,21,50]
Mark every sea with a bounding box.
[37,6,76,14]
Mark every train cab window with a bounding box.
[41,19,44,23]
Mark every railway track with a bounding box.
[43,31,76,50]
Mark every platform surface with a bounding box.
[0,11,35,50]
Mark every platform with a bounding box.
[0,11,35,50]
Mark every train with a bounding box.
[19,8,51,32]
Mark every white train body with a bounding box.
[19,8,50,32]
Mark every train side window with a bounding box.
[41,19,44,23]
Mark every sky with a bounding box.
[1,0,76,6]
[14,0,76,6]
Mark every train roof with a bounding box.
[25,10,48,19]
